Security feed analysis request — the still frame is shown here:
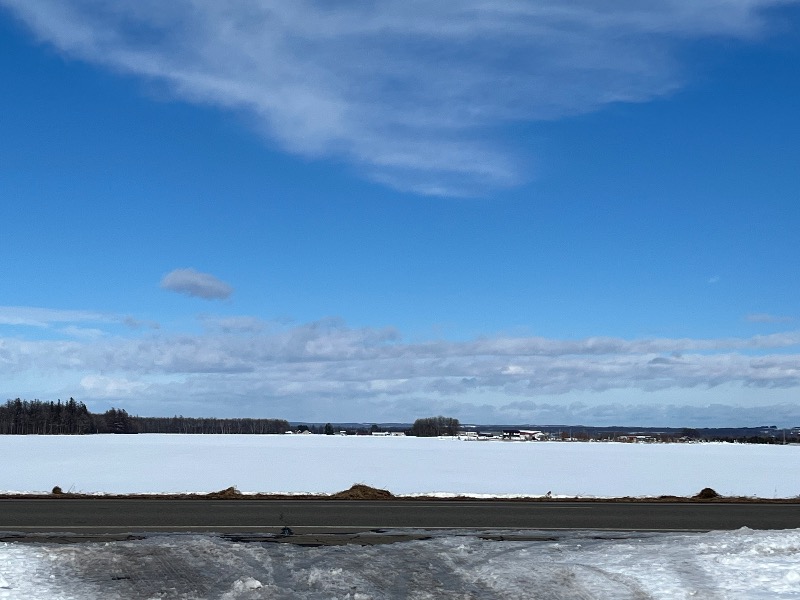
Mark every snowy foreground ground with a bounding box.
[2,528,800,599]
[3,436,800,598]
[1,434,799,498]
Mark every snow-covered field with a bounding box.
[2,528,800,599]
[1,434,798,498]
[3,435,800,598]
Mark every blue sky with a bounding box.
[1,1,799,426]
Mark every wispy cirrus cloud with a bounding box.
[0,306,155,335]
[1,0,796,195]
[160,268,233,300]
[0,306,113,328]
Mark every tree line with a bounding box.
[410,416,461,437]
[0,399,458,437]
[0,399,289,435]
[131,415,290,435]
[0,398,94,435]
[298,417,462,437]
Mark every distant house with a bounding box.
[617,435,656,443]
[502,429,545,441]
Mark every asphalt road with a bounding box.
[2,499,800,535]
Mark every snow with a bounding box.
[2,528,800,598]
[2,435,800,597]
[1,434,799,498]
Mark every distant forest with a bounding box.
[5,399,790,443]
[0,399,464,437]
[0,398,289,435]
[409,415,460,437]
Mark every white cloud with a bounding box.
[123,316,160,330]
[746,313,794,323]
[199,315,266,334]
[1,0,796,195]
[495,398,800,428]
[0,306,113,328]
[2,315,800,424]
[80,375,146,398]
[160,268,233,300]
[59,326,106,340]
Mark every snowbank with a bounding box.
[1,528,799,598]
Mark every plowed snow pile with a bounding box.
[2,528,800,599]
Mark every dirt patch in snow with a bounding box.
[329,483,394,500]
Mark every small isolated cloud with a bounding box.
[746,313,793,324]
[160,268,233,300]
[123,316,160,330]
[708,275,721,284]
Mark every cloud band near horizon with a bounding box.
[1,309,799,425]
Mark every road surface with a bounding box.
[2,499,799,535]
